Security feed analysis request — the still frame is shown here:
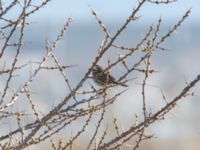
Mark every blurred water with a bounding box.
[24,22,200,118]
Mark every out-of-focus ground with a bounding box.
[35,138,200,150]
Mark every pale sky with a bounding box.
[32,0,199,24]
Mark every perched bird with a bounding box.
[92,65,127,87]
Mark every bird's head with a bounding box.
[92,65,103,75]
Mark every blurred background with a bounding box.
[1,0,200,149]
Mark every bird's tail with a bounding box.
[114,81,128,87]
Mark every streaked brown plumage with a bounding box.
[92,65,127,87]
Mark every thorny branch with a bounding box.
[0,0,198,150]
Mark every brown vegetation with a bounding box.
[0,0,199,149]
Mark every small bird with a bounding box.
[92,65,127,87]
